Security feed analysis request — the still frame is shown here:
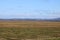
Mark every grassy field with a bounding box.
[0,21,60,40]
[0,21,60,27]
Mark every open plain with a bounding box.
[0,20,60,40]
[0,20,60,28]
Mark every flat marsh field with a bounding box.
[0,21,60,40]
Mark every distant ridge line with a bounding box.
[0,18,60,22]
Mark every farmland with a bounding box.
[0,21,60,40]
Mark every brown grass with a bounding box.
[0,20,60,28]
[0,20,60,40]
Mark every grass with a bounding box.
[0,27,60,40]
[0,21,60,27]
[0,21,60,40]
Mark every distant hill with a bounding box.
[0,18,60,21]
[41,18,60,21]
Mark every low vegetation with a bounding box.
[0,21,60,40]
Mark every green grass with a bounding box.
[0,27,60,40]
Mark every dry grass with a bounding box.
[0,21,60,28]
[0,20,60,40]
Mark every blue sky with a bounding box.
[0,0,60,19]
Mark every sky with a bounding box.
[0,0,60,19]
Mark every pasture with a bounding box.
[0,21,60,40]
